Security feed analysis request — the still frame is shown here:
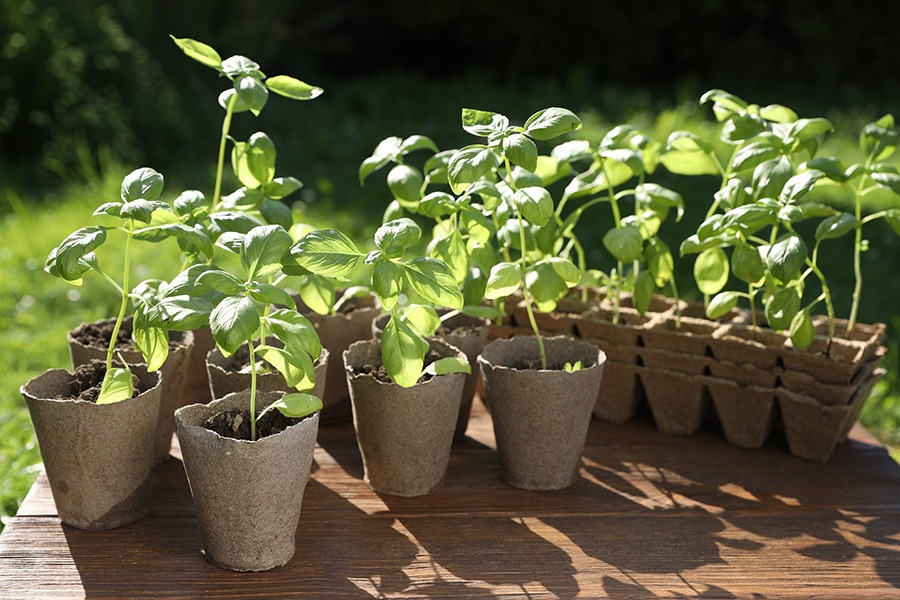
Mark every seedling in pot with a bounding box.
[288,220,470,386]
[46,167,214,401]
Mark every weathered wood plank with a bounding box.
[2,400,898,599]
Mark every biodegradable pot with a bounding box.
[372,311,490,444]
[781,337,877,385]
[838,369,886,443]
[175,390,319,572]
[679,300,751,325]
[778,388,855,462]
[640,368,710,436]
[599,292,677,316]
[182,326,216,406]
[592,361,644,424]
[639,347,712,375]
[69,318,194,465]
[21,364,161,530]
[710,325,788,370]
[707,360,779,388]
[707,379,777,449]
[478,335,605,490]
[295,293,380,425]
[812,316,886,346]
[641,315,720,356]
[511,302,578,335]
[344,339,466,497]
[206,343,329,403]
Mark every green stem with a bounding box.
[748,284,758,330]
[248,338,258,441]
[848,173,869,332]
[211,93,237,212]
[806,258,836,345]
[106,225,133,371]
[570,235,588,303]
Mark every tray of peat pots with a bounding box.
[292,288,380,425]
[372,307,490,443]
[705,360,781,449]
[69,317,194,465]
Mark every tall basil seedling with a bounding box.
[46,167,214,402]
[189,224,323,441]
[288,220,469,386]
[445,107,584,369]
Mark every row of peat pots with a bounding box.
[498,293,887,463]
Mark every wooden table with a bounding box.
[1,399,898,599]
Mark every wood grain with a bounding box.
[1,398,898,599]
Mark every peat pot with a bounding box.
[344,338,466,497]
[478,335,606,491]
[175,390,319,572]
[21,363,161,530]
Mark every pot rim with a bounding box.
[343,338,467,388]
[21,363,161,407]
[477,335,606,374]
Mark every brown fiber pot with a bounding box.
[206,344,329,404]
[182,326,216,406]
[640,368,710,436]
[69,317,194,465]
[175,390,319,572]
[478,335,605,491]
[295,294,380,425]
[592,361,644,424]
[707,379,777,449]
[21,365,161,530]
[344,339,466,497]
[372,311,490,444]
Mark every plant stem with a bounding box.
[211,93,237,211]
[806,258,836,346]
[248,338,258,442]
[848,173,869,333]
[106,226,133,371]
[748,284,758,330]
[601,162,624,324]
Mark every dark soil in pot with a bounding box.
[69,317,194,465]
[478,335,605,491]
[62,360,140,402]
[206,342,328,403]
[343,339,466,497]
[205,408,313,440]
[21,363,161,530]
[175,390,319,572]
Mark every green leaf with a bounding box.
[96,367,134,405]
[551,139,593,163]
[234,75,269,116]
[503,134,538,172]
[461,304,498,320]
[210,296,261,356]
[523,107,582,141]
[781,170,825,203]
[298,274,335,315]
[871,171,900,196]
[265,176,303,200]
[210,211,265,234]
[260,199,293,230]
[731,140,781,173]
[860,114,897,161]
[121,167,164,202]
[268,393,322,419]
[158,224,214,259]
[381,316,430,387]
[787,118,834,142]
[401,304,441,337]
[173,190,207,217]
[547,257,581,287]
[424,356,471,376]
[645,238,674,286]
[760,104,798,123]
[264,75,323,101]
[512,186,553,227]
[133,308,169,372]
[257,345,315,391]
[884,209,900,236]
[400,135,438,154]
[694,247,730,295]
[633,270,656,315]
[375,218,422,257]
[721,114,767,143]
[359,136,403,184]
[266,308,321,359]
[731,244,765,285]
[525,262,568,312]
[218,88,250,113]
[765,287,801,331]
[51,226,107,281]
[404,258,463,309]
[707,291,740,319]
[789,310,815,350]
[660,131,719,175]
[635,183,684,221]
[196,269,244,295]
[232,132,276,188]
[144,295,214,331]
[603,225,644,263]
[429,229,467,284]
[766,234,807,284]
[461,108,508,136]
[448,145,499,194]
[221,55,262,77]
[170,36,222,70]
[700,89,748,120]
[387,164,424,203]
[752,156,793,200]
[241,224,292,278]
[418,192,460,218]
[815,212,857,242]
[485,262,522,299]
[290,229,362,278]
[803,156,847,182]
[93,202,121,218]
[562,160,634,200]
[372,259,403,310]
[248,283,295,308]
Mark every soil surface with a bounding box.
[58,360,141,403]
[74,321,183,351]
[435,324,484,337]
[508,359,571,371]
[205,407,310,440]
[353,349,444,384]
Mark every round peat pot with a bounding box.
[372,311,490,444]
[175,390,319,572]
[206,343,328,404]
[295,293,380,425]
[21,364,162,530]
[343,339,466,497]
[478,335,605,491]
[182,326,217,406]
[69,317,195,465]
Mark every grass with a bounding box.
[1,85,898,531]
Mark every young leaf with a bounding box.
[375,218,422,257]
[290,229,363,278]
[170,36,222,70]
[503,134,538,172]
[789,310,815,350]
[298,274,335,315]
[461,108,508,136]
[485,262,522,299]
[404,258,464,309]
[861,114,897,162]
[512,187,553,227]
[706,291,740,319]
[731,140,782,173]
[381,316,430,388]
[265,176,303,200]
[419,192,460,219]
[359,136,403,184]
[144,295,215,331]
[525,262,568,312]
[815,212,857,242]
[96,367,134,405]
[264,75,323,101]
[248,283,295,308]
[429,229,468,284]
[387,164,424,203]
[402,304,441,337]
[447,145,499,194]
[781,170,825,203]
[766,235,807,284]
[266,393,323,421]
[603,225,644,263]
[645,238,674,286]
[257,345,315,391]
[51,226,107,281]
[210,296,261,356]
[235,75,269,116]
[260,199,293,230]
[633,270,657,315]
[121,167,164,202]
[752,156,793,200]
[564,361,583,373]
[660,131,719,175]
[372,259,403,310]
[731,244,765,285]
[400,134,439,154]
[523,107,582,141]
[424,356,472,376]
[635,183,685,221]
[133,308,169,372]
[760,104,798,123]
[694,247,730,295]
[266,308,321,359]
[221,55,262,77]
[765,287,801,331]
[173,190,208,217]
[241,225,293,278]
[547,257,581,287]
